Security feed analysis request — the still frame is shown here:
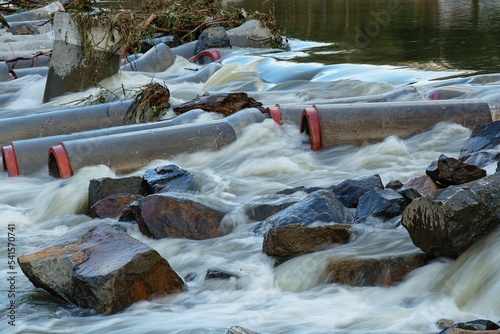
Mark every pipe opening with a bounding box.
[2,145,20,177]
[300,107,322,151]
[48,145,73,179]
[264,104,283,125]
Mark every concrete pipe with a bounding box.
[120,43,176,73]
[0,62,8,82]
[2,110,206,176]
[48,108,266,178]
[299,100,492,151]
[9,66,49,78]
[4,1,64,23]
[0,100,132,146]
[190,49,222,65]
[264,104,311,127]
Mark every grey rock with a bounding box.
[329,174,384,208]
[354,188,406,222]
[426,154,486,186]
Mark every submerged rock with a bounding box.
[326,254,430,287]
[262,223,352,257]
[460,120,500,157]
[328,174,384,208]
[128,194,229,240]
[17,224,185,314]
[439,319,500,334]
[226,326,261,334]
[426,154,486,186]
[254,189,353,236]
[205,268,239,280]
[401,173,500,259]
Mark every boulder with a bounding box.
[142,164,199,194]
[17,224,185,314]
[401,175,441,196]
[205,268,239,280]
[89,194,143,219]
[385,180,403,190]
[88,176,144,210]
[461,151,500,169]
[254,189,353,236]
[194,26,231,55]
[439,319,500,334]
[401,173,500,258]
[354,188,406,222]
[245,202,295,221]
[328,174,384,208]
[226,19,275,48]
[262,223,352,257]
[426,154,486,186]
[326,254,430,287]
[397,188,422,207]
[128,194,229,240]
[460,121,500,157]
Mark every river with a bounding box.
[1,0,500,333]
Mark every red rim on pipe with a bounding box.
[2,145,20,177]
[264,104,283,125]
[48,144,73,179]
[300,106,323,151]
[191,48,222,64]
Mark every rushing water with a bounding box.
[1,1,500,333]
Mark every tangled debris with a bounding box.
[173,92,263,117]
[122,82,171,125]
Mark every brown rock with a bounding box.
[325,253,430,287]
[129,194,230,240]
[402,175,441,196]
[89,194,143,219]
[18,224,185,314]
[262,224,352,257]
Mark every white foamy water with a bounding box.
[1,26,500,334]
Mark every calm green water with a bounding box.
[225,0,500,72]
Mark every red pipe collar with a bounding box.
[264,104,283,125]
[300,106,323,151]
[190,48,222,64]
[9,70,18,80]
[2,145,20,177]
[48,144,73,179]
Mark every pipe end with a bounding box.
[264,104,283,125]
[2,145,20,177]
[191,48,222,64]
[300,106,322,151]
[48,144,73,179]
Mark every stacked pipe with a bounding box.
[298,100,492,151]
[48,108,266,178]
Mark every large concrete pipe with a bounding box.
[120,43,176,73]
[299,100,492,151]
[2,110,206,176]
[0,100,132,146]
[4,1,64,23]
[48,108,267,178]
[0,62,8,82]
[264,104,311,126]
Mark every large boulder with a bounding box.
[254,189,353,235]
[262,224,352,257]
[459,120,500,157]
[88,176,144,211]
[354,187,407,223]
[401,173,500,258]
[328,174,384,208]
[326,254,430,287]
[17,224,185,314]
[426,154,486,186]
[128,194,229,240]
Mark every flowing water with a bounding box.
[1,0,500,333]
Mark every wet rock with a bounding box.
[245,202,295,221]
[226,19,275,48]
[461,151,500,169]
[17,224,185,314]
[226,326,261,334]
[401,173,500,259]
[426,154,486,186]
[88,176,144,210]
[354,188,406,222]
[275,186,323,195]
[262,223,352,257]
[205,268,239,280]
[89,194,144,219]
[128,194,229,240]
[402,175,441,196]
[439,319,500,334]
[194,26,231,55]
[385,180,403,190]
[328,174,384,208]
[326,253,430,287]
[254,190,354,236]
[398,188,422,207]
[142,164,198,194]
[460,121,500,157]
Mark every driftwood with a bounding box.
[173,92,263,117]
